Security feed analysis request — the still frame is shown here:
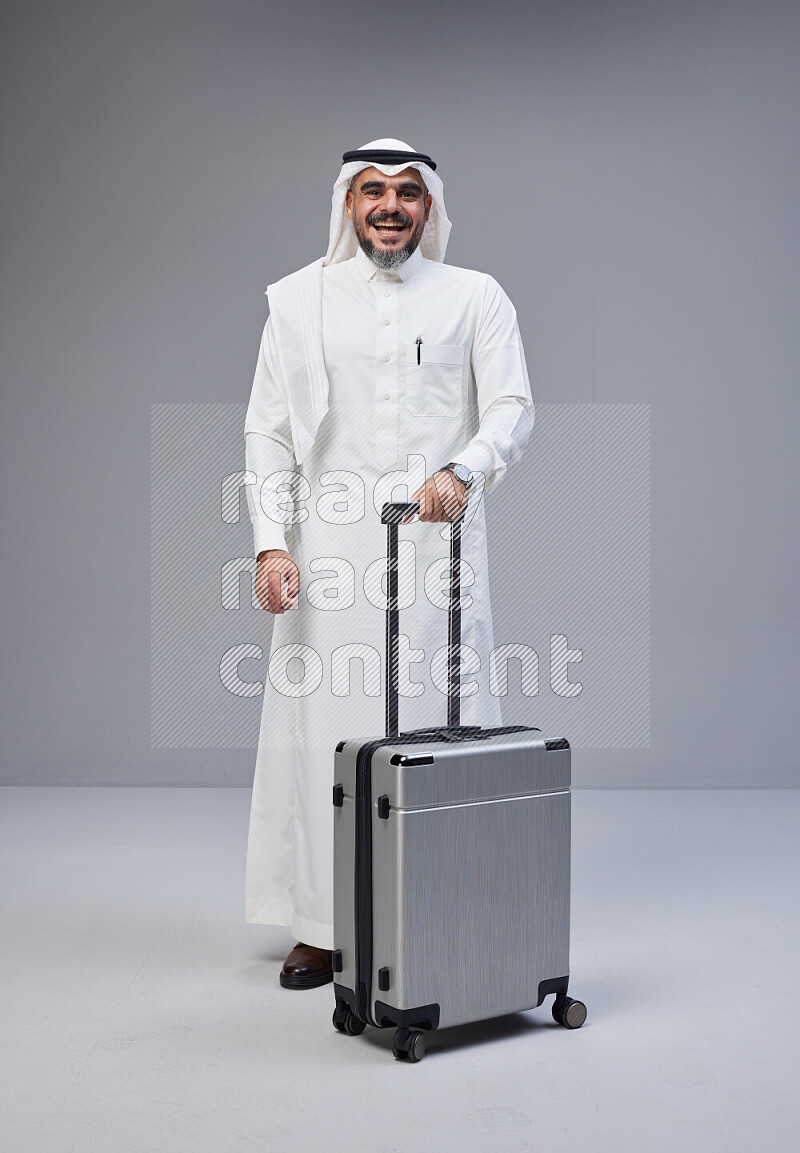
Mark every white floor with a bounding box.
[1,787,798,1153]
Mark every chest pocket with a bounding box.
[404,343,466,418]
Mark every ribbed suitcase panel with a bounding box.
[371,786,570,1029]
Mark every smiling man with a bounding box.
[243,139,534,990]
[347,167,430,270]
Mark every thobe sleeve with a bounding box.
[244,315,297,557]
[457,276,534,493]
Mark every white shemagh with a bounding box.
[266,138,452,465]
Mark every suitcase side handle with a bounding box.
[380,501,466,738]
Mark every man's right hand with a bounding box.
[255,549,300,614]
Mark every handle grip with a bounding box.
[381,501,419,524]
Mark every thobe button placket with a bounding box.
[373,277,399,466]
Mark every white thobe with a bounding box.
[244,245,533,948]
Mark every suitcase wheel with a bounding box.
[552,995,587,1029]
[345,1010,367,1036]
[393,1027,426,1063]
[333,1001,366,1036]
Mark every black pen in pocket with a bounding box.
[415,337,422,365]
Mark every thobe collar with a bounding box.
[266,246,423,467]
[354,245,424,284]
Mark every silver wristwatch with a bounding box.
[442,461,473,489]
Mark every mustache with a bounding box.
[366,211,413,227]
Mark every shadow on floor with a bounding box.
[354,1009,560,1058]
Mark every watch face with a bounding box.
[454,464,470,484]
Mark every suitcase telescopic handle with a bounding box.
[380,500,466,738]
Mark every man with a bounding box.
[244,139,534,988]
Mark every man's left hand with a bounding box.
[406,470,469,523]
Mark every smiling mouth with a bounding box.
[369,217,410,241]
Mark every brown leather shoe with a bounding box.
[279,942,333,989]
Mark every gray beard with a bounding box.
[352,213,425,270]
[362,240,413,270]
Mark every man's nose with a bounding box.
[382,189,399,212]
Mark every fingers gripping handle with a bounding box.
[380,502,464,738]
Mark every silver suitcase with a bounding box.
[331,502,587,1061]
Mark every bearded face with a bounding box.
[346,167,431,269]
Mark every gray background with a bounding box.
[1,0,797,786]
